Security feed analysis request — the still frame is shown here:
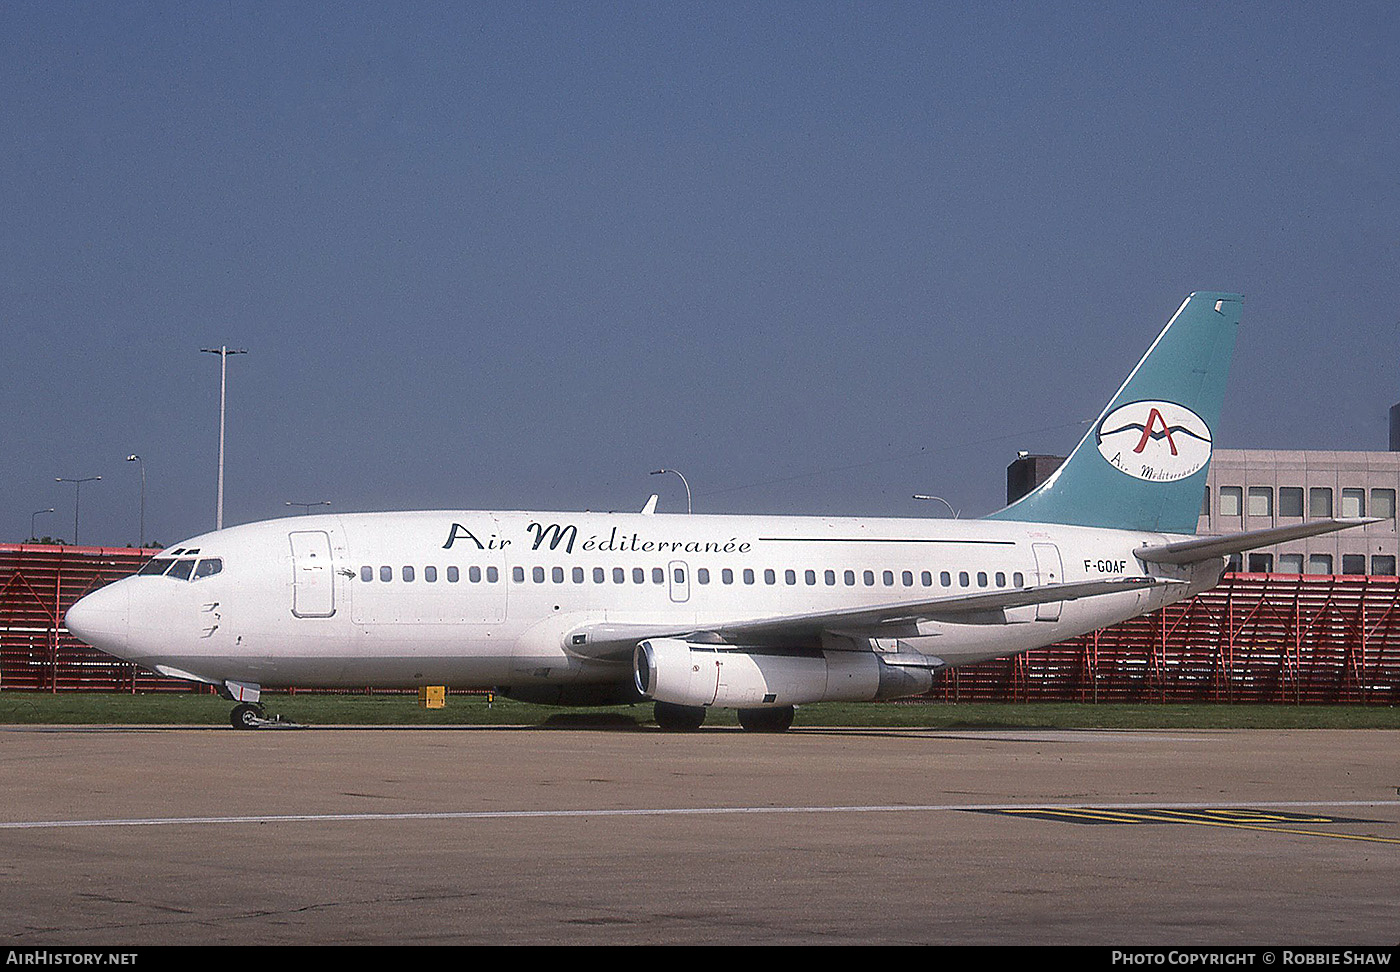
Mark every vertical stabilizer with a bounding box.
[985,292,1241,534]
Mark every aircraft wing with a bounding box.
[1134,519,1377,565]
[568,575,1182,661]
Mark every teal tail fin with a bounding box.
[985,291,1241,534]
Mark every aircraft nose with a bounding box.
[65,582,131,657]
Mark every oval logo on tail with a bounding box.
[1095,400,1212,482]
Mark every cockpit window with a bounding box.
[193,558,223,579]
[138,558,175,576]
[166,559,197,581]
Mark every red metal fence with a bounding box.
[4,544,1398,703]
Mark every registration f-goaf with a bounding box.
[66,292,1370,731]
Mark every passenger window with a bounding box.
[824,570,836,585]
[977,571,988,587]
[844,570,855,586]
[673,567,686,584]
[193,558,222,579]
[697,568,710,584]
[613,567,625,583]
[920,571,932,586]
[553,567,565,583]
[512,567,524,583]
[804,569,815,585]
[882,570,894,586]
[573,567,584,583]
[784,569,796,585]
[995,572,1006,587]
[722,568,734,584]
[402,566,415,582]
[743,569,755,585]
[901,570,913,586]
[633,567,645,584]
[764,569,776,585]
[959,571,970,587]
[167,559,196,581]
[424,566,437,582]
[594,567,605,583]
[1013,572,1025,586]
[532,567,545,583]
[940,571,951,586]
[863,570,875,586]
[447,566,460,582]
[652,567,664,584]
[469,566,482,583]
[486,567,499,583]
[381,566,393,582]
[360,565,373,582]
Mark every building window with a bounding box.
[1243,552,1269,571]
[1247,487,1273,517]
[1309,487,1333,518]
[1341,489,1366,518]
[1372,555,1397,576]
[1225,554,1242,572]
[1306,554,1332,575]
[1279,487,1304,518]
[1341,554,1367,575]
[1372,488,1396,520]
[1277,553,1304,574]
[1219,486,1242,517]
[1201,486,1210,517]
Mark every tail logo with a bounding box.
[1095,400,1212,482]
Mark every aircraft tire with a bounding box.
[737,706,795,733]
[230,703,262,730]
[653,701,706,732]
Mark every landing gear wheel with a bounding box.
[738,706,795,733]
[230,702,263,730]
[653,701,706,732]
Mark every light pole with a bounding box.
[55,477,101,545]
[201,346,247,530]
[126,455,145,547]
[912,494,959,518]
[285,501,330,515]
[30,508,54,542]
[650,468,692,514]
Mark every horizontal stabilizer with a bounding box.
[1134,519,1378,565]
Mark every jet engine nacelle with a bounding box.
[633,638,936,709]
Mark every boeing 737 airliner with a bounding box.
[66,292,1369,730]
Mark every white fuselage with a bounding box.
[67,509,1220,696]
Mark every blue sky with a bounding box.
[3,2,1397,546]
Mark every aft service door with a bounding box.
[290,530,336,618]
[1032,543,1063,622]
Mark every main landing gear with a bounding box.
[230,701,266,729]
[652,702,797,732]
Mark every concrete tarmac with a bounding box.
[1,725,1396,945]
